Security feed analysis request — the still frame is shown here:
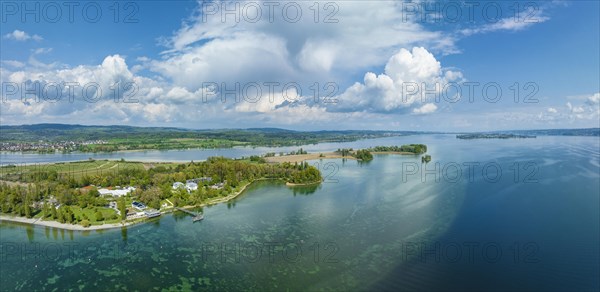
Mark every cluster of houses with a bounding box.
[32,196,61,210]
[108,194,160,219]
[33,185,162,221]
[131,201,161,218]
[37,177,228,222]
[172,177,225,192]
[172,181,197,192]
[0,140,107,152]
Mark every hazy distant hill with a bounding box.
[0,123,416,146]
[1,124,597,145]
[507,128,600,136]
[454,128,599,137]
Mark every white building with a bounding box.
[173,181,198,193]
[186,182,198,191]
[98,186,136,197]
[210,182,225,190]
[172,182,185,190]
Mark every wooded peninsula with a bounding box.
[0,156,321,229]
[0,144,429,230]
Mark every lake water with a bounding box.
[0,135,598,290]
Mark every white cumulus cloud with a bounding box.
[331,47,462,113]
[586,93,600,105]
[4,30,43,41]
[413,103,438,115]
[151,1,457,91]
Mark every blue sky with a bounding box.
[1,0,598,131]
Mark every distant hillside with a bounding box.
[0,124,192,142]
[0,124,413,147]
[507,128,600,136]
[455,128,600,137]
[1,124,597,145]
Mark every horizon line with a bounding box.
[1,123,599,134]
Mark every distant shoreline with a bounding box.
[265,152,357,163]
[371,151,419,155]
[456,134,536,140]
[0,146,244,155]
[0,132,396,155]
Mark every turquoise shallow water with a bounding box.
[0,135,598,290]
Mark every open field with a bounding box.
[84,138,249,152]
[0,124,407,153]
[68,206,119,224]
[0,160,183,181]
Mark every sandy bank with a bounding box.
[265,152,357,163]
[285,181,322,187]
[0,215,137,231]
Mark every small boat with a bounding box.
[192,214,204,222]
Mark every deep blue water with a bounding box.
[0,135,598,290]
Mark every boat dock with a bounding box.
[175,207,204,222]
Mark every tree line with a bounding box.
[368,144,427,154]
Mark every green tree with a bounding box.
[117,197,127,220]
[81,220,91,228]
[421,155,432,163]
[95,210,104,222]
[56,208,65,223]
[63,206,74,223]
[50,207,57,220]
[23,203,32,218]
[354,149,373,161]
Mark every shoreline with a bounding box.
[371,151,419,155]
[285,181,322,187]
[0,146,243,156]
[176,178,274,210]
[0,136,379,157]
[0,178,291,232]
[0,158,191,167]
[1,150,329,231]
[0,134,398,156]
[0,215,138,231]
